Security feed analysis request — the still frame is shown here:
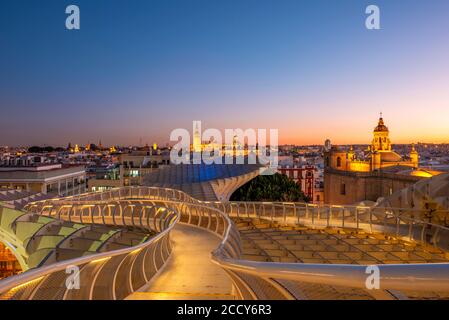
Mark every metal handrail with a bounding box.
[23,188,449,292]
[34,190,449,217]
[212,255,449,293]
[207,200,449,215]
[0,202,178,300]
[0,215,177,294]
[2,186,449,300]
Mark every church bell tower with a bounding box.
[372,113,392,152]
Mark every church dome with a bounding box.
[374,116,389,132]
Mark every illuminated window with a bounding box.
[93,186,112,192]
[129,170,139,177]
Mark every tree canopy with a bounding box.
[230,173,310,202]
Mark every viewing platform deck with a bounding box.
[127,224,234,300]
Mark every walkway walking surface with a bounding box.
[126,224,235,300]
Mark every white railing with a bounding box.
[206,201,449,252]
[1,186,449,300]
[0,201,178,300]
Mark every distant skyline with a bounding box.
[1,0,449,146]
